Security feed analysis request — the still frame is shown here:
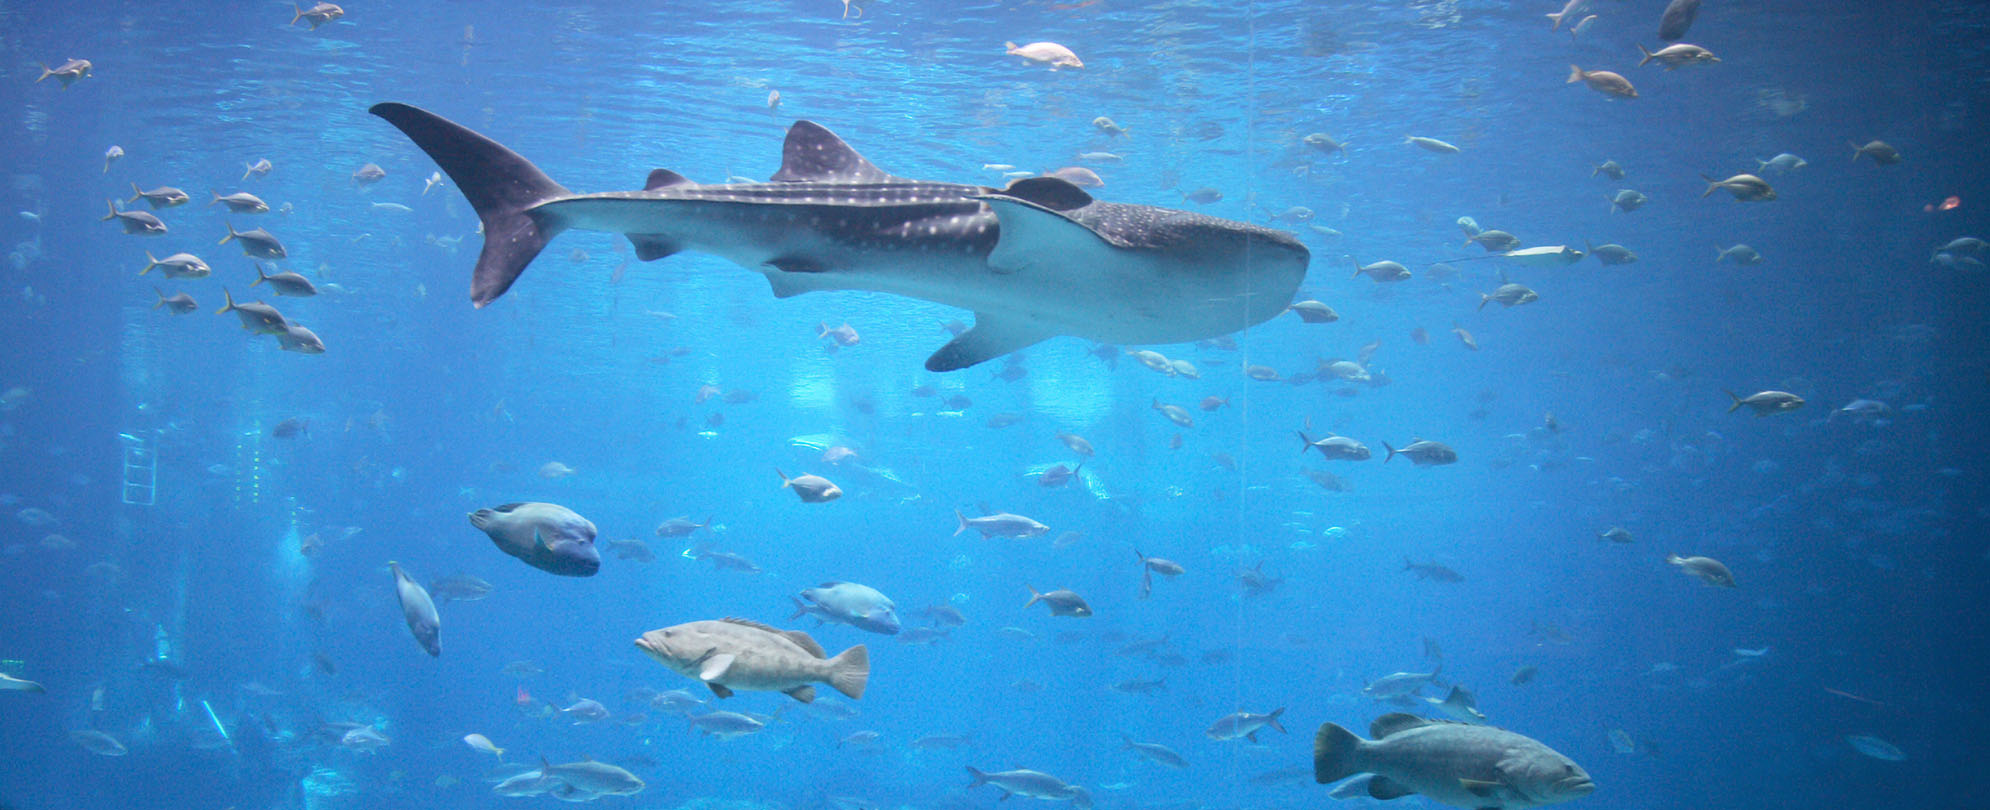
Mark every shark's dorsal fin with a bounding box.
[645,169,691,191]
[1001,177,1093,211]
[772,121,891,183]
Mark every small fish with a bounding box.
[103,145,124,173]
[1182,187,1223,205]
[1666,553,1735,587]
[291,3,344,29]
[1545,0,1589,30]
[242,158,273,180]
[71,730,128,756]
[352,163,386,185]
[270,417,310,438]
[210,191,270,214]
[1610,189,1648,212]
[1465,229,1521,251]
[1025,585,1092,617]
[423,171,445,195]
[1586,241,1638,265]
[1568,14,1598,39]
[253,264,318,296]
[219,222,288,259]
[0,672,46,693]
[128,184,190,209]
[776,468,843,503]
[954,510,1049,539]
[372,202,413,213]
[1206,708,1286,742]
[1136,549,1185,598]
[1353,259,1411,282]
[1845,735,1906,762]
[1289,300,1339,323]
[1700,173,1775,202]
[1568,65,1638,98]
[1383,439,1457,465]
[1479,283,1539,310]
[767,89,781,111]
[1151,399,1195,428]
[1092,116,1128,136]
[1405,559,1464,582]
[1726,389,1803,416]
[463,733,505,759]
[140,251,210,279]
[1850,140,1902,165]
[1714,244,1764,265]
[216,287,289,334]
[1636,43,1720,69]
[153,287,199,314]
[1597,527,1634,544]
[1302,132,1346,154]
[388,561,441,657]
[276,323,326,354]
[1592,160,1626,180]
[1004,41,1083,69]
[1123,737,1190,769]
[1405,136,1460,154]
[36,58,92,88]
[1509,665,1538,686]
[1049,167,1104,187]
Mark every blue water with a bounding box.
[1,0,1985,808]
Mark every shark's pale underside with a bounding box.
[369,103,1309,371]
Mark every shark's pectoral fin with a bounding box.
[925,314,1052,372]
[627,234,681,262]
[978,196,1116,276]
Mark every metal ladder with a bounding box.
[120,432,156,507]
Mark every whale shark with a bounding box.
[369,103,1309,371]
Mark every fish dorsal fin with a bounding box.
[772,121,891,183]
[1001,177,1094,211]
[645,169,691,191]
[494,502,525,512]
[720,617,787,635]
[782,629,829,659]
[1370,713,1432,738]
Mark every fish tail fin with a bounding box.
[1350,258,1362,279]
[1477,293,1491,311]
[1636,43,1655,67]
[1295,430,1313,453]
[291,4,306,25]
[219,222,238,245]
[127,182,143,204]
[369,103,573,308]
[965,766,989,788]
[775,467,792,488]
[1024,584,1043,608]
[1849,140,1863,161]
[140,251,159,275]
[36,63,51,83]
[209,190,221,206]
[1382,441,1397,462]
[252,263,269,286]
[1755,158,1770,173]
[1312,722,1366,784]
[828,645,868,699]
[101,200,118,221]
[789,596,808,621]
[217,287,237,314]
[1545,11,1563,29]
[152,287,166,308]
[1725,390,1742,413]
[1268,707,1288,734]
[953,508,969,537]
[1700,174,1718,197]
[1567,64,1584,84]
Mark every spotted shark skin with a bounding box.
[369,102,1309,370]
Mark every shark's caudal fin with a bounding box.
[368,103,572,307]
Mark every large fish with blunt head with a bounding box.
[635,617,868,703]
[467,502,601,576]
[1314,713,1594,809]
[367,103,1307,372]
[388,561,440,657]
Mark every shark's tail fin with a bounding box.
[369,103,571,308]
